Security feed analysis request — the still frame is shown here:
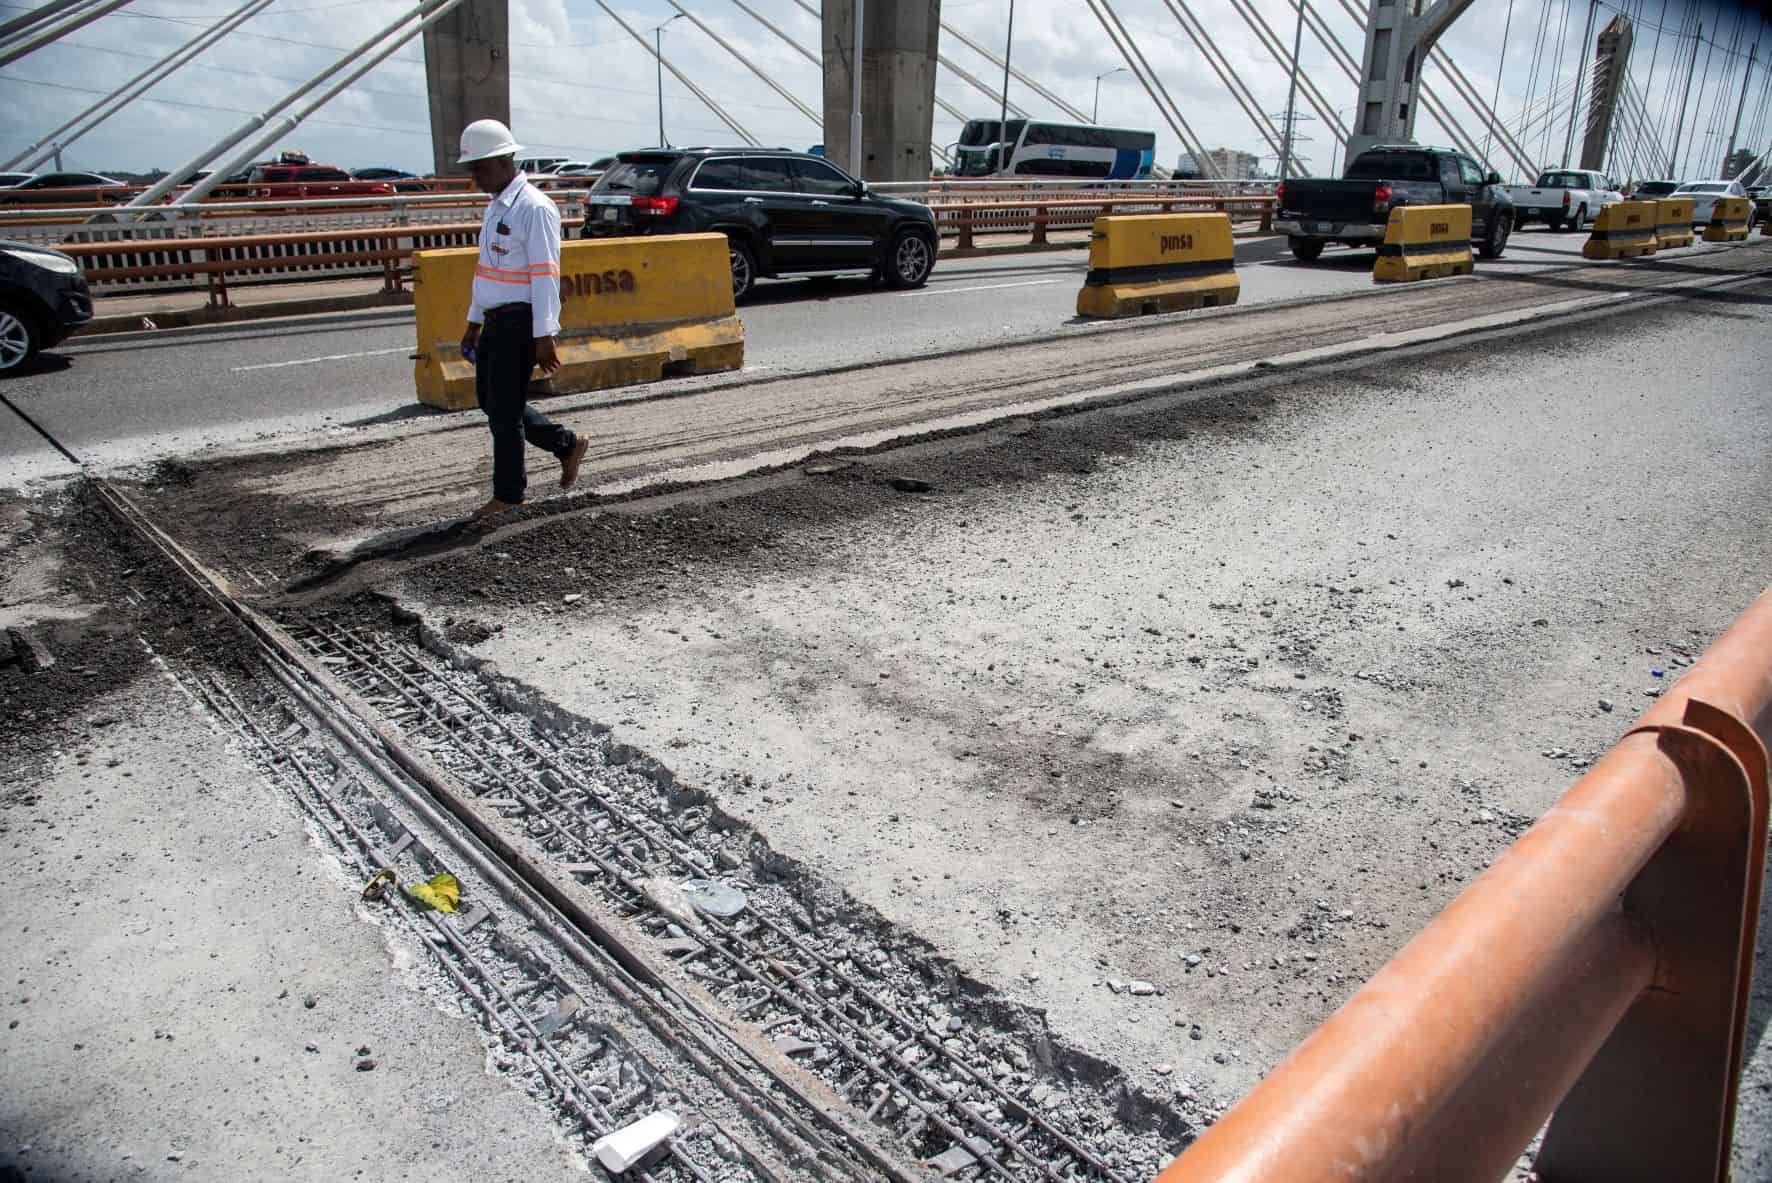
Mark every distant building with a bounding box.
[1176,148,1261,180]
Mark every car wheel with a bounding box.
[1289,235,1324,262]
[0,301,38,374]
[727,237,756,302]
[885,230,935,289]
[1573,204,1588,231]
[1477,212,1511,259]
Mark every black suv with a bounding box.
[583,148,938,300]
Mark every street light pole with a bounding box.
[655,12,686,148]
[998,0,1014,174]
[1093,66,1126,124]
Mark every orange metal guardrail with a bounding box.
[1154,588,1772,1182]
[940,195,1275,249]
[59,219,586,304]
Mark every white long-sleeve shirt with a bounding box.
[466,171,562,338]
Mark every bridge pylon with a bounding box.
[423,0,511,176]
[1345,0,1477,162]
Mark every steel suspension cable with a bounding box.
[1482,0,1520,173]
[1536,0,1576,166]
[1083,0,1216,176]
[4,0,274,172]
[1158,0,1289,170]
[1227,0,1349,149]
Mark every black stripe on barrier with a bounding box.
[1083,259,1236,287]
[1374,241,1470,259]
[1588,228,1657,241]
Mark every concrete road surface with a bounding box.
[392,268,1772,1176]
[0,228,1717,487]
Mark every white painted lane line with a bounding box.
[906,278,1067,297]
[231,346,410,372]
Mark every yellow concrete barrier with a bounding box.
[1703,197,1752,243]
[1075,213,1238,318]
[1582,200,1658,259]
[412,233,744,410]
[1372,204,1473,283]
[1653,197,1696,249]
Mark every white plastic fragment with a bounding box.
[591,1109,681,1173]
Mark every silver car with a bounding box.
[1673,179,1749,225]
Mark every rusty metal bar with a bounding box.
[1154,587,1772,1182]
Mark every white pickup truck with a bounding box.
[1502,169,1623,231]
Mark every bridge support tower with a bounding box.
[1346,0,1477,163]
[821,0,941,182]
[423,0,511,177]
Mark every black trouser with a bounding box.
[475,304,573,504]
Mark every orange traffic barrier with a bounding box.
[1154,587,1772,1183]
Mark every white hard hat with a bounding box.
[458,118,523,164]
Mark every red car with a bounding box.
[247,153,394,200]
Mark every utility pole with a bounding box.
[1561,0,1598,166]
[1668,20,1702,179]
[998,0,1015,174]
[849,0,863,176]
[1723,42,1758,177]
[1277,0,1304,180]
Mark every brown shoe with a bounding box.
[470,497,520,519]
[560,432,589,489]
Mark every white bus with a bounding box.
[951,119,1156,180]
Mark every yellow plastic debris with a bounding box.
[405,872,462,913]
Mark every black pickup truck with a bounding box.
[1274,144,1514,263]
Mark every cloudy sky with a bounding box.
[1,0,1767,183]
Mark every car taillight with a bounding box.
[1275,181,1284,207]
[1373,183,1393,208]
[632,196,678,216]
[1562,190,1571,208]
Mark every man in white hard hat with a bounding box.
[457,117,588,518]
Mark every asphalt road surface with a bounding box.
[0,227,1708,485]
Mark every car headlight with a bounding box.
[2,248,81,275]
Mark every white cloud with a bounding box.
[0,0,1764,180]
